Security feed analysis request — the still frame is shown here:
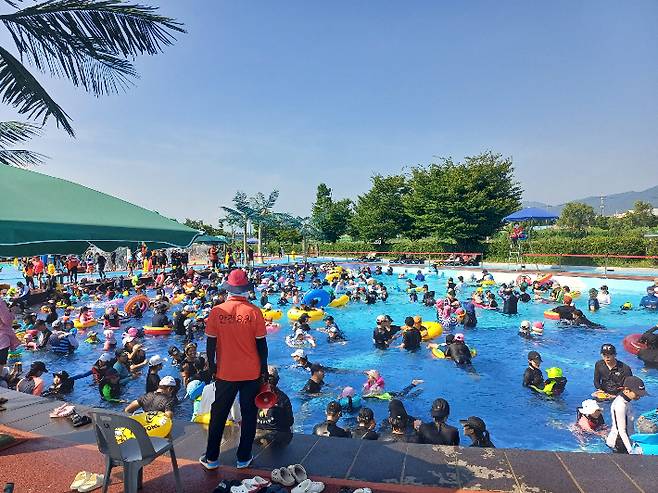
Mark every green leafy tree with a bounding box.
[558,202,596,234]
[183,219,225,237]
[403,152,521,248]
[624,200,658,228]
[310,183,352,242]
[249,190,279,257]
[351,174,410,244]
[0,0,183,166]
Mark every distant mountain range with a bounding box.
[523,185,658,216]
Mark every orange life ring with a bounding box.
[543,309,560,320]
[124,295,149,316]
[536,274,553,285]
[143,326,172,336]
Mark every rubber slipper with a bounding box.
[292,479,325,493]
[242,476,271,489]
[73,415,92,428]
[70,471,90,490]
[51,404,75,418]
[354,489,373,493]
[229,485,254,493]
[287,464,308,483]
[78,473,104,492]
[271,467,295,487]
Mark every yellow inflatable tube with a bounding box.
[328,295,349,308]
[480,280,496,286]
[287,307,325,321]
[421,321,443,341]
[115,411,172,444]
[407,287,425,293]
[261,308,283,321]
[74,319,98,329]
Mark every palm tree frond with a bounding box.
[0,148,46,166]
[0,46,74,135]
[0,0,185,96]
[0,120,41,146]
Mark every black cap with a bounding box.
[310,364,324,374]
[431,398,450,418]
[54,370,70,380]
[528,351,542,362]
[460,416,487,432]
[623,376,648,397]
[600,343,617,355]
[358,407,374,421]
[30,361,48,373]
[324,315,334,322]
[326,401,342,415]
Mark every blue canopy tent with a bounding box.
[504,207,559,222]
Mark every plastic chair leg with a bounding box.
[101,459,112,493]
[123,463,139,493]
[169,449,183,493]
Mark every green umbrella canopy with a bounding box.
[193,234,229,245]
[0,166,200,256]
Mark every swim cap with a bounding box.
[185,379,204,400]
[455,308,465,315]
[127,327,139,337]
[431,398,450,419]
[621,302,633,310]
[340,386,355,398]
[454,333,465,342]
[546,367,563,379]
[520,320,531,329]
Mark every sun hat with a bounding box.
[221,269,252,294]
[159,375,177,387]
[53,370,70,380]
[459,416,487,432]
[376,314,386,323]
[579,399,602,416]
[148,355,165,367]
[98,352,113,363]
[264,303,273,310]
[623,376,648,396]
[291,349,306,358]
[365,369,380,379]
[339,386,355,398]
[454,333,465,342]
[30,361,48,373]
[431,398,450,419]
[520,320,531,329]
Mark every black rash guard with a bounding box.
[523,366,544,388]
[417,421,460,446]
[593,360,632,395]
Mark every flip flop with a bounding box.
[271,468,295,487]
[287,464,308,483]
[70,471,91,490]
[77,473,104,492]
[241,477,271,489]
[50,405,75,418]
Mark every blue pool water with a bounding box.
[3,262,658,452]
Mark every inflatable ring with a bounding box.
[115,411,172,444]
[261,308,283,321]
[302,289,331,308]
[623,333,646,356]
[569,291,581,299]
[287,307,324,321]
[74,319,98,329]
[421,321,443,341]
[480,280,496,287]
[536,274,552,286]
[406,287,424,293]
[8,349,22,361]
[328,295,349,308]
[125,295,149,316]
[516,275,532,286]
[26,329,38,337]
[143,326,172,336]
[432,347,477,359]
[56,301,68,308]
[544,310,560,320]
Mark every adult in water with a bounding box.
[201,269,268,471]
[638,326,658,367]
[522,351,544,390]
[551,294,576,320]
[372,314,400,349]
[351,407,379,440]
[460,416,495,448]
[124,375,178,419]
[379,399,419,443]
[593,343,632,399]
[443,333,472,366]
[500,286,520,315]
[639,286,658,310]
[312,401,351,438]
[395,316,422,351]
[415,398,460,446]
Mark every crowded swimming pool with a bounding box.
[3,261,657,453]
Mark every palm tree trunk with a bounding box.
[257,223,262,260]
[243,222,248,267]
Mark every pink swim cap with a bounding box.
[127,327,139,337]
[532,321,544,329]
[340,386,355,398]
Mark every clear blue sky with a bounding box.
[2,0,657,224]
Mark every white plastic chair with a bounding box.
[90,410,183,493]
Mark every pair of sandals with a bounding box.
[271,465,325,493]
[227,476,271,493]
[70,471,104,492]
[70,412,92,427]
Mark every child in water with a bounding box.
[576,399,607,436]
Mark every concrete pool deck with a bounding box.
[1,387,656,493]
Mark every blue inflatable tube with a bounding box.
[302,289,331,308]
[338,394,362,411]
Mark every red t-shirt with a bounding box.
[205,296,266,381]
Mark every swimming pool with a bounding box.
[5,262,658,453]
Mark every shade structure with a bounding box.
[0,166,200,256]
[504,207,559,222]
[193,234,229,245]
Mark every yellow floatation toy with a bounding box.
[172,293,185,304]
[115,411,172,444]
[328,295,349,308]
[480,280,496,286]
[261,308,283,321]
[74,319,98,329]
[569,291,581,299]
[407,287,425,293]
[287,307,324,321]
[420,321,443,341]
[431,347,477,359]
